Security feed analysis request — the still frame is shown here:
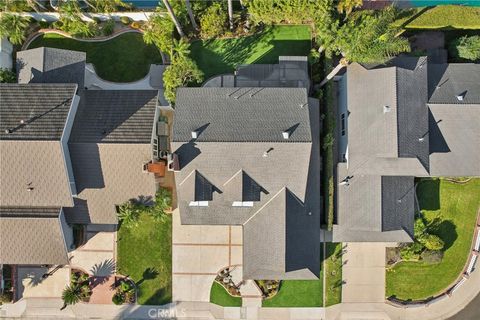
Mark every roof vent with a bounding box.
[456,93,465,101]
[4,129,11,134]
[20,119,25,124]
[191,130,198,139]
[383,105,391,113]
[282,131,290,139]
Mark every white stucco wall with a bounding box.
[0,37,13,70]
[61,92,80,196]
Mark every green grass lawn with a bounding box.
[386,178,480,301]
[394,5,480,29]
[28,32,163,82]
[190,25,312,80]
[209,281,242,307]
[325,243,343,306]
[117,213,172,305]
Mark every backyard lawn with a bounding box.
[209,281,242,307]
[394,5,480,29]
[386,178,480,301]
[325,243,343,307]
[27,32,163,82]
[117,213,172,305]
[190,25,311,80]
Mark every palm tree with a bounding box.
[0,13,30,45]
[337,0,363,17]
[184,0,197,30]
[162,0,185,37]
[149,188,172,222]
[117,201,140,228]
[171,37,190,61]
[61,284,82,309]
[228,0,234,30]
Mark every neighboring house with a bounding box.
[0,38,13,70]
[0,47,158,267]
[172,60,321,280]
[333,57,480,242]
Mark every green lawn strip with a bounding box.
[209,281,242,307]
[394,6,480,30]
[27,32,163,82]
[386,178,480,301]
[190,25,311,80]
[262,251,323,307]
[117,213,172,305]
[325,243,343,306]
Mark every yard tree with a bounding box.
[163,56,203,103]
[61,284,82,309]
[143,13,175,56]
[0,13,30,45]
[117,201,141,228]
[421,234,445,251]
[162,0,185,37]
[337,0,363,17]
[83,0,130,13]
[200,2,227,39]
[149,188,173,222]
[0,68,16,83]
[171,37,190,61]
[452,35,480,61]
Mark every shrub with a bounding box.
[0,13,31,45]
[163,56,203,104]
[200,2,227,39]
[400,242,424,261]
[421,250,444,264]
[102,19,115,36]
[0,69,16,83]
[38,20,50,29]
[450,35,480,61]
[149,188,172,222]
[130,21,141,29]
[117,201,141,228]
[142,14,174,54]
[112,292,125,305]
[120,16,131,25]
[0,292,13,305]
[421,234,445,251]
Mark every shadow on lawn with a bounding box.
[428,219,457,252]
[417,179,441,211]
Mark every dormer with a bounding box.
[224,170,268,207]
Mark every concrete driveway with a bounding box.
[172,209,243,302]
[342,242,391,303]
[16,266,70,299]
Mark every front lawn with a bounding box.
[209,281,242,307]
[117,213,172,305]
[395,5,480,30]
[325,243,343,306]
[386,178,480,301]
[28,32,163,82]
[190,25,312,80]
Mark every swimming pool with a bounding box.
[123,0,159,9]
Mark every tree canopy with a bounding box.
[0,13,30,45]
[451,35,480,61]
[163,56,203,104]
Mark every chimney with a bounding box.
[282,131,290,139]
[191,130,198,139]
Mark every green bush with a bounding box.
[0,68,16,83]
[421,250,444,264]
[38,20,50,29]
[450,35,480,61]
[200,2,227,39]
[142,13,174,54]
[400,242,424,261]
[120,16,131,25]
[102,19,115,36]
[421,234,445,251]
[163,56,204,104]
[0,292,13,304]
[112,292,125,305]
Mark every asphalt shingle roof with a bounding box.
[16,47,86,88]
[0,83,77,141]
[69,90,157,144]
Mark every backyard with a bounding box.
[117,213,172,305]
[190,25,312,80]
[27,32,163,82]
[386,178,480,301]
[395,5,480,29]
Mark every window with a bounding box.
[341,113,346,136]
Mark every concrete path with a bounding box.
[16,266,70,299]
[172,209,243,302]
[342,243,389,303]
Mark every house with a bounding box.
[333,56,480,242]
[172,72,321,279]
[0,47,158,268]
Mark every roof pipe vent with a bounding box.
[4,129,11,134]
[383,105,391,113]
[456,93,465,101]
[282,131,290,139]
[191,130,198,139]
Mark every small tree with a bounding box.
[149,188,172,222]
[57,1,96,38]
[0,13,30,45]
[162,56,203,103]
[117,201,140,228]
[61,284,82,308]
[421,234,445,251]
[143,13,175,55]
[0,68,16,83]
[171,37,190,61]
[451,35,480,61]
[200,2,227,39]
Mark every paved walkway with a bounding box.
[342,243,390,303]
[172,209,243,302]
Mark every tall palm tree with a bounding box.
[228,0,233,30]
[184,0,197,30]
[162,0,185,37]
[0,13,30,45]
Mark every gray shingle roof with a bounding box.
[0,208,69,265]
[69,90,157,144]
[428,63,480,104]
[64,143,156,224]
[173,87,312,143]
[0,83,77,141]
[0,140,73,207]
[16,47,86,88]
